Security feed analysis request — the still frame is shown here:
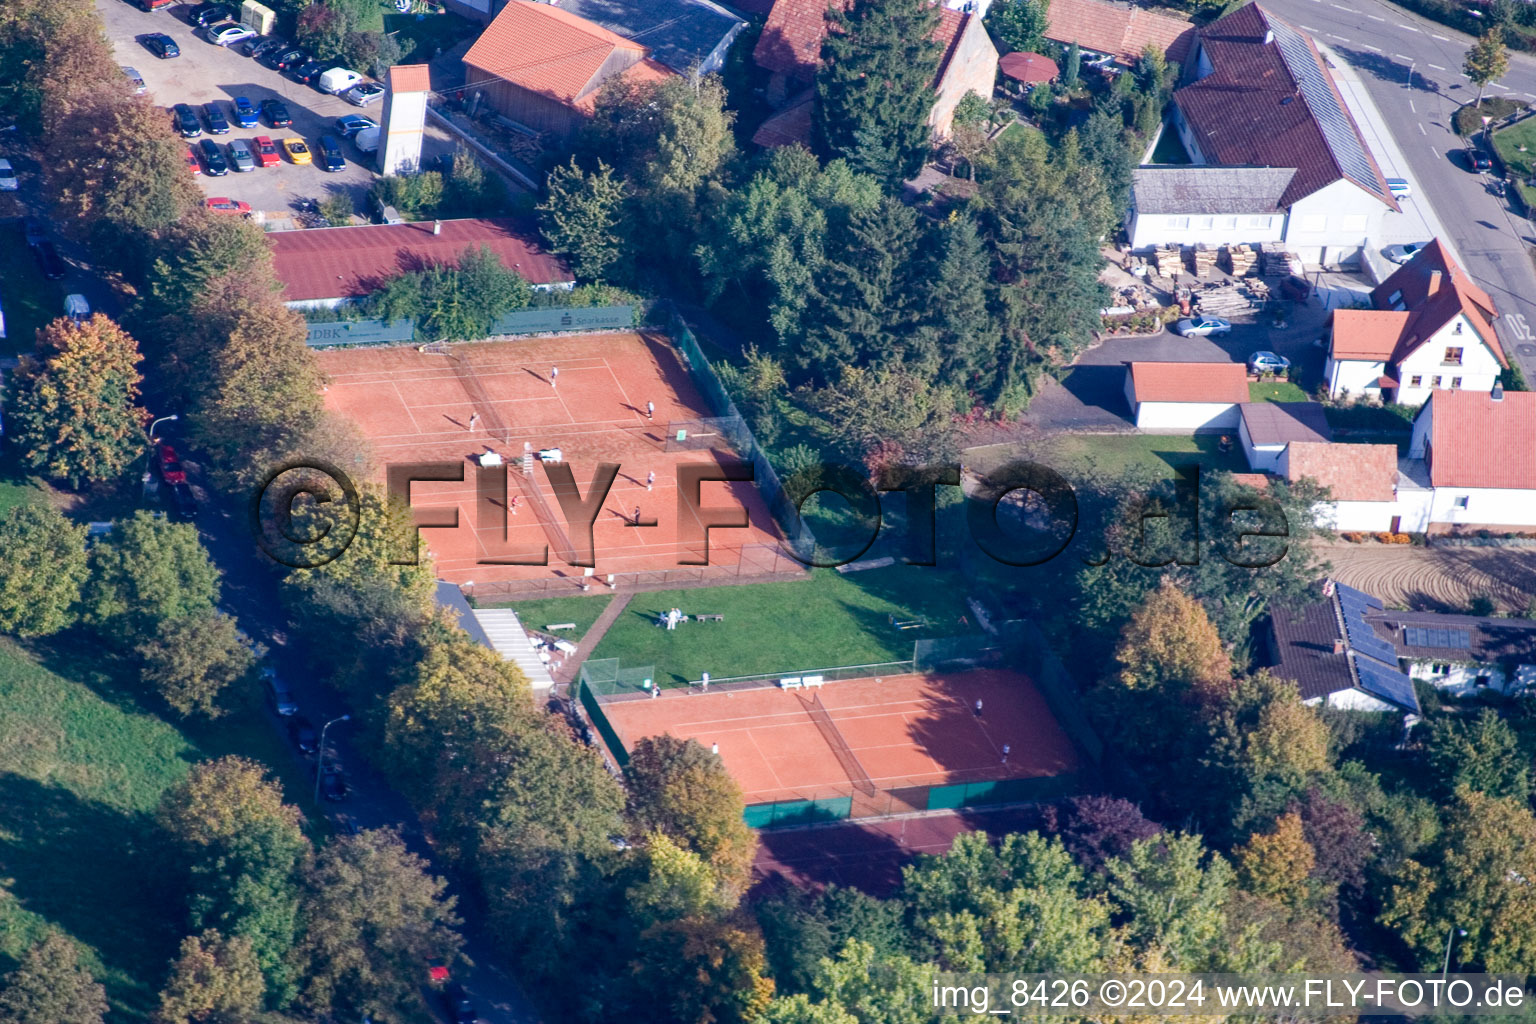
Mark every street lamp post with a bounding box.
[314,714,352,805]
[148,413,179,442]
[143,413,179,498]
[1443,926,1468,978]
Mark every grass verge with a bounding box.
[0,223,60,358]
[491,594,612,642]
[1248,381,1309,403]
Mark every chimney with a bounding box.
[433,219,442,235]
[1264,28,1275,44]
[1427,269,1442,296]
[1492,382,1505,402]
[1333,638,1345,655]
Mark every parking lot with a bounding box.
[97,0,461,223]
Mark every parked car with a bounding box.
[137,0,173,10]
[252,135,280,167]
[122,66,147,95]
[442,983,477,1024]
[144,32,179,57]
[229,96,257,129]
[271,49,310,71]
[34,240,67,280]
[316,763,348,801]
[291,60,327,86]
[1470,151,1493,171]
[262,667,298,716]
[189,3,234,27]
[156,442,187,484]
[203,102,230,134]
[334,114,378,137]
[1248,351,1291,374]
[64,294,90,323]
[287,715,319,754]
[0,160,16,192]
[261,98,292,127]
[353,126,380,155]
[318,67,363,95]
[23,218,46,247]
[281,137,312,165]
[205,195,252,215]
[198,138,229,175]
[1386,177,1411,199]
[171,481,199,520]
[207,21,256,46]
[186,146,200,175]
[345,81,385,106]
[244,36,287,59]
[171,103,201,137]
[1173,316,1232,337]
[318,135,345,172]
[1383,241,1428,265]
[226,139,256,172]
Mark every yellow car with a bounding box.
[281,138,312,165]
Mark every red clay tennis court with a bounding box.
[597,669,1081,821]
[315,333,782,588]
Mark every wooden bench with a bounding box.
[888,613,928,631]
[547,622,577,631]
[695,613,724,623]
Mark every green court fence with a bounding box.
[1000,619,1104,765]
[577,678,629,768]
[744,797,853,828]
[913,634,1007,674]
[925,774,1082,810]
[666,309,816,562]
[579,657,658,698]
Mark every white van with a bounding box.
[1386,178,1411,199]
[318,68,364,96]
[354,126,380,155]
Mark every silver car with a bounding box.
[122,66,147,95]
[345,82,385,106]
[1383,242,1428,265]
[227,138,256,172]
[1173,316,1232,337]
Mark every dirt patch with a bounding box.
[1319,541,1536,613]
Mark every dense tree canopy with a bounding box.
[83,512,221,633]
[0,931,108,1024]
[0,505,88,637]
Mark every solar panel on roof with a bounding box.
[1334,582,1382,609]
[1338,595,1400,665]
[1353,657,1420,712]
[1267,18,1386,198]
[1403,627,1471,649]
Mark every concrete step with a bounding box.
[473,608,556,691]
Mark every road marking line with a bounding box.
[1492,83,1511,90]
[1368,12,1386,19]
[1427,63,1446,70]
[1330,3,1356,9]
[1362,43,1383,52]
[1395,53,1413,59]
[1526,92,1536,100]
[1399,22,1420,31]
[1329,33,1351,41]
[1419,122,1428,134]
[1432,33,1451,40]
[1301,23,1321,31]
[1410,98,1416,112]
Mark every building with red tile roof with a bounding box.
[1043,0,1196,66]
[1154,4,1396,267]
[461,1,675,137]
[750,0,997,143]
[1325,239,1503,404]
[1123,361,1248,431]
[1407,388,1536,532]
[1284,440,1399,502]
[268,218,574,308]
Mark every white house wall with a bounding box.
[1392,312,1502,406]
[1128,210,1285,250]
[1282,179,1388,268]
[1326,356,1388,399]
[1310,499,1402,532]
[1237,416,1286,472]
[1407,660,1516,696]
[1133,401,1241,432]
[1426,485,1536,529]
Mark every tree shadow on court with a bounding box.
[753,819,914,896]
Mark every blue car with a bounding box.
[318,135,346,172]
[232,96,258,128]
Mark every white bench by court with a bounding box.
[803,675,824,689]
[779,677,803,690]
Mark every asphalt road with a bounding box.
[1262,0,1536,377]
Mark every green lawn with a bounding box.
[0,637,316,1018]
[1034,433,1249,481]
[490,594,612,641]
[1492,115,1536,179]
[0,224,60,357]
[384,8,479,63]
[590,567,975,685]
[1248,381,1308,403]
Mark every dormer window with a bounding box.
[1453,321,1463,335]
[1444,347,1463,366]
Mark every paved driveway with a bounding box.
[98,0,461,222]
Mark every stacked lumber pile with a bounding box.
[1223,244,1258,276]
[1154,245,1184,277]
[1192,243,1218,276]
[1261,246,1305,278]
[1193,283,1255,318]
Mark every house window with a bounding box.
[1454,321,1464,335]
[1409,375,1423,387]
[1195,216,1214,230]
[1431,375,1442,387]
[1167,216,1190,229]
[1452,377,1462,389]
[1444,347,1463,365]
[1476,675,1491,687]
[1388,290,1403,305]
[1433,663,1450,675]
[1300,214,1327,232]
[1249,216,1273,229]
[1220,216,1237,230]
[1453,495,1470,510]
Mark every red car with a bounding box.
[252,135,280,168]
[156,443,187,485]
[186,146,200,175]
[205,197,252,216]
